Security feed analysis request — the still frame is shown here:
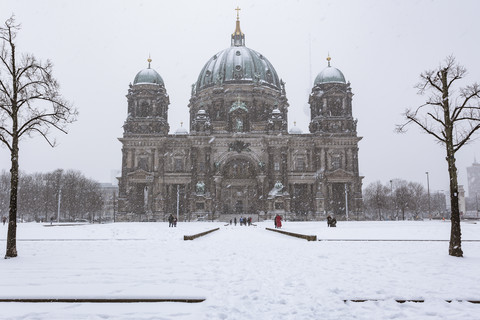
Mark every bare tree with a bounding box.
[408,181,427,220]
[364,181,389,220]
[397,56,480,257]
[393,180,410,221]
[0,16,77,258]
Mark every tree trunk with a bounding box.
[446,148,463,257]
[440,68,463,257]
[5,137,19,258]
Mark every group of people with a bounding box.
[167,214,178,227]
[326,215,337,227]
[274,214,282,228]
[164,213,337,228]
[230,217,253,226]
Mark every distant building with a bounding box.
[117,12,363,222]
[99,183,118,221]
[110,170,120,187]
[467,159,480,199]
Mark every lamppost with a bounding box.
[390,179,394,219]
[176,185,180,222]
[57,189,62,223]
[113,191,116,223]
[344,183,349,221]
[43,178,48,223]
[425,172,431,220]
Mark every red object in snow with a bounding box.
[275,215,282,228]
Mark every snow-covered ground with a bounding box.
[1,220,480,320]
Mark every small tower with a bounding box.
[192,109,212,134]
[309,55,356,136]
[267,108,287,134]
[123,57,170,136]
[117,57,170,218]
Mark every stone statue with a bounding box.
[236,118,243,132]
[196,181,205,194]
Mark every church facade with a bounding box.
[117,15,363,222]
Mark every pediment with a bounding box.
[325,169,354,182]
[127,169,154,183]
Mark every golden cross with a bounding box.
[235,6,241,20]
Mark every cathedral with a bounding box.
[117,12,363,222]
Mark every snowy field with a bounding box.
[1,220,480,320]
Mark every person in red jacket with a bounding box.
[275,214,282,228]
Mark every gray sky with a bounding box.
[2,0,480,195]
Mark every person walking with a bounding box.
[275,214,282,228]
[168,214,174,227]
[2,216,6,225]
[234,217,237,226]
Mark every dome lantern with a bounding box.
[231,6,245,47]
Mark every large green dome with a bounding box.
[314,64,346,85]
[133,65,164,85]
[196,46,281,91]
[195,18,281,92]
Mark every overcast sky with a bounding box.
[2,0,480,195]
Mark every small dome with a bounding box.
[314,66,346,85]
[289,122,303,134]
[175,124,188,135]
[314,57,345,85]
[133,68,164,85]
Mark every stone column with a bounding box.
[214,175,223,216]
[256,174,266,214]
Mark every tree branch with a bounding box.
[426,112,445,127]
[402,111,446,143]
[0,78,13,102]
[0,133,12,150]
[0,49,13,76]
[28,126,55,147]
[453,124,480,153]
